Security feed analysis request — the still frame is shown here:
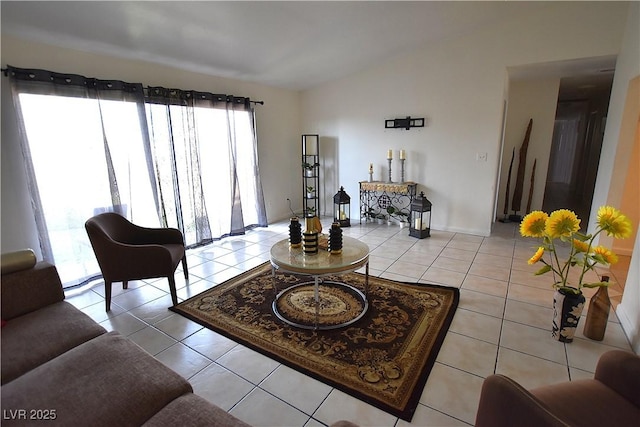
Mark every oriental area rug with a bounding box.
[170,262,459,421]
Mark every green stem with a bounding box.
[549,238,568,287]
[577,229,603,287]
[540,258,562,278]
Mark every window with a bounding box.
[11,69,266,288]
[19,94,159,284]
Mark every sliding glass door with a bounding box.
[9,67,266,288]
[17,93,159,285]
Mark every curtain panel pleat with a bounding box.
[145,87,251,110]
[143,86,267,247]
[6,66,156,278]
[6,65,267,287]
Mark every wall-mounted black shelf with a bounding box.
[385,116,425,130]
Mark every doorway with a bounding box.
[542,76,613,227]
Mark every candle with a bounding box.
[387,149,393,160]
[369,163,373,173]
[399,149,406,160]
[414,218,422,230]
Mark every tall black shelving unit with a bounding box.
[301,135,320,218]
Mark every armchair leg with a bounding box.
[168,276,178,306]
[122,280,128,289]
[182,256,189,280]
[105,281,113,311]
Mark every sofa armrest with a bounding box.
[594,350,640,407]
[1,249,37,275]
[475,374,569,427]
[1,261,65,320]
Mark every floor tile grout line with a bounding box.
[68,220,633,426]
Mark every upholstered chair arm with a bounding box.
[594,350,640,408]
[126,222,185,246]
[475,374,569,427]
[1,261,65,320]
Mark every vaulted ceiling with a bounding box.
[1,1,616,93]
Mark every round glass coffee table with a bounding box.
[269,236,370,330]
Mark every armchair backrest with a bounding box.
[85,213,138,280]
[85,212,137,245]
[85,213,183,282]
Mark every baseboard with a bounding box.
[615,304,640,354]
[435,224,490,237]
[613,247,634,257]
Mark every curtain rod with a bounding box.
[1,67,264,105]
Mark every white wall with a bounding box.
[301,2,628,236]
[498,78,560,220]
[1,36,302,255]
[591,3,640,353]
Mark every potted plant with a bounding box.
[363,207,375,222]
[306,186,315,198]
[302,162,315,177]
[386,206,409,227]
[375,213,387,225]
[519,206,632,343]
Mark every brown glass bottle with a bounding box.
[583,276,611,341]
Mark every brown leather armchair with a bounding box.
[475,350,640,427]
[85,213,188,311]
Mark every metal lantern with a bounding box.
[409,191,431,238]
[333,186,351,227]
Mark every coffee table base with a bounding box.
[272,280,368,330]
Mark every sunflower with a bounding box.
[528,247,545,265]
[572,239,590,253]
[520,211,548,237]
[593,246,619,265]
[597,205,633,239]
[545,209,580,239]
[519,205,630,293]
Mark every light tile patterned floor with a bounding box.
[66,219,634,427]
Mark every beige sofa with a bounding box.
[1,255,250,426]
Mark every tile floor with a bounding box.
[65,219,634,427]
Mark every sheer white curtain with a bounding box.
[549,119,580,184]
[9,68,158,286]
[145,88,267,247]
[8,67,266,287]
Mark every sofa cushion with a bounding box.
[1,331,193,426]
[1,262,65,320]
[143,393,252,427]
[1,301,106,384]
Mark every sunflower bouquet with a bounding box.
[520,206,633,295]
